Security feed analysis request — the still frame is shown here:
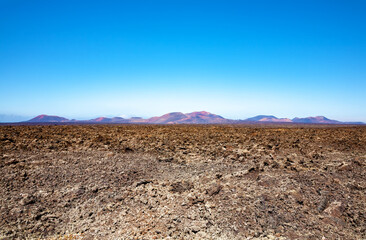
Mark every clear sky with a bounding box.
[1,0,365,122]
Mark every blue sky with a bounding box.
[0,0,365,122]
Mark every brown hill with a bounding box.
[147,112,187,124]
[27,115,69,123]
[88,117,127,123]
[147,111,230,124]
[292,116,340,124]
[180,111,229,124]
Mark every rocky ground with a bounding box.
[0,124,365,239]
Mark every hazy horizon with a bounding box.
[1,111,365,123]
[1,1,365,122]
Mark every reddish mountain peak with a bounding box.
[89,117,114,122]
[95,117,107,121]
[177,111,227,123]
[148,112,187,124]
[28,115,69,122]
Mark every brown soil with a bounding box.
[0,125,365,239]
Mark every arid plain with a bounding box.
[0,124,365,239]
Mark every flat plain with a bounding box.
[0,124,365,239]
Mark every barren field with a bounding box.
[0,124,365,239]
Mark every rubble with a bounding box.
[0,124,365,239]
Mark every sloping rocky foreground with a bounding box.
[0,125,365,239]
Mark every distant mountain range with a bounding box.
[23,111,364,125]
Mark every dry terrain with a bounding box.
[0,124,365,239]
